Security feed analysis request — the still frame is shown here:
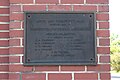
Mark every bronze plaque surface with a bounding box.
[24,12,96,65]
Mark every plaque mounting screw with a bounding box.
[27,58,30,62]
[90,58,94,61]
[89,15,92,17]
[27,15,31,19]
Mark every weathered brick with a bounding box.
[0,8,9,14]
[49,73,72,80]
[0,32,9,38]
[0,65,8,71]
[100,73,111,79]
[0,24,9,30]
[10,22,21,29]
[97,30,110,37]
[74,5,97,11]
[9,47,23,54]
[9,65,33,72]
[36,0,59,4]
[0,0,9,6]
[0,57,9,63]
[0,49,9,55]
[23,5,46,11]
[9,30,23,38]
[9,39,20,46]
[9,56,20,63]
[99,22,109,29]
[0,16,9,22]
[86,0,109,4]
[0,40,9,47]
[75,73,98,80]
[98,5,109,12]
[97,47,110,54]
[35,66,59,71]
[10,5,21,12]
[99,38,110,46]
[0,73,8,79]
[10,13,23,21]
[48,5,71,11]
[96,13,109,21]
[100,56,110,63]
[61,0,84,4]
[22,73,46,80]
[10,0,33,4]
[61,66,85,71]
[9,73,20,80]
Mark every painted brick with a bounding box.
[0,0,9,6]
[10,0,33,4]
[97,30,110,37]
[99,38,110,46]
[9,56,20,63]
[9,65,33,72]
[9,39,20,46]
[87,64,110,71]
[97,47,110,54]
[0,65,8,71]
[0,24,9,30]
[35,66,59,71]
[61,0,84,4]
[48,5,71,11]
[10,13,23,20]
[86,0,109,4]
[0,40,9,47]
[74,5,97,11]
[75,73,98,80]
[49,73,72,80]
[9,30,23,38]
[0,57,9,63]
[10,22,21,29]
[99,22,109,29]
[0,73,8,79]
[0,8,9,14]
[61,66,85,71]
[0,16,9,22]
[96,13,109,21]
[22,73,46,80]
[0,49,9,55]
[9,73,20,80]
[36,0,59,4]
[9,47,23,54]
[100,56,110,63]
[10,5,21,12]
[23,5,46,11]
[100,73,111,79]
[98,5,109,12]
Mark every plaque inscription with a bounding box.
[24,12,96,65]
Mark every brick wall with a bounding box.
[0,0,110,80]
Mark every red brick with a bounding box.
[98,5,109,12]
[9,39,20,46]
[61,0,84,4]
[9,73,20,80]
[97,30,110,37]
[10,22,21,29]
[61,66,85,71]
[100,73,111,79]
[10,0,33,4]
[0,0,9,6]
[0,40,9,46]
[75,73,98,80]
[49,73,72,80]
[100,56,110,63]
[9,56,20,63]
[99,38,110,46]
[0,8,9,14]
[0,65,8,71]
[10,5,21,12]
[0,57,9,63]
[0,32,9,38]
[22,73,46,80]
[35,66,59,71]
[0,24,9,30]
[0,49,9,55]
[99,22,109,29]
[48,5,71,11]
[36,0,59,4]
[0,16,9,22]
[10,13,23,21]
[87,64,110,71]
[0,73,8,79]
[74,5,97,11]
[9,47,23,54]
[97,47,110,54]
[23,5,46,11]
[9,30,23,37]
[96,13,109,21]
[86,0,109,4]
[9,65,33,72]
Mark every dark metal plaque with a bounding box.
[24,12,96,65]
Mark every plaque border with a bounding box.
[24,11,97,65]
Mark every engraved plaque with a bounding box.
[24,12,97,65]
